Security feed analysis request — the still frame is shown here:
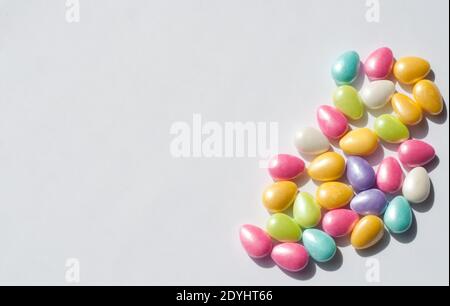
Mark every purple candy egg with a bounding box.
[346,156,376,192]
[350,189,387,215]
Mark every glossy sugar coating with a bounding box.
[398,139,435,167]
[331,51,360,85]
[316,182,354,210]
[391,93,423,126]
[333,85,364,120]
[413,80,444,115]
[374,114,410,143]
[393,56,430,84]
[376,157,404,194]
[364,47,394,80]
[262,181,298,213]
[350,188,388,216]
[307,152,346,182]
[266,213,302,242]
[239,224,272,258]
[302,229,336,262]
[322,209,359,237]
[271,243,309,272]
[384,196,413,234]
[339,128,379,156]
[316,105,348,139]
[402,167,430,203]
[351,215,385,249]
[346,156,376,191]
[268,154,305,181]
[293,192,321,229]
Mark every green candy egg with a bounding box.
[293,192,321,228]
[333,85,364,120]
[302,229,336,262]
[374,114,409,143]
[384,196,413,234]
[266,213,302,242]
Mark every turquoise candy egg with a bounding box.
[302,229,336,262]
[331,51,360,85]
[384,196,413,234]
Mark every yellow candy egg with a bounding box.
[316,182,354,210]
[351,215,384,249]
[413,80,444,115]
[339,128,379,156]
[307,152,346,182]
[393,56,430,85]
[262,181,298,213]
[391,93,423,125]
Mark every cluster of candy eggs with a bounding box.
[240,47,444,273]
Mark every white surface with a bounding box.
[0,0,448,285]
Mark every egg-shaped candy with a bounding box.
[351,215,384,249]
[339,128,379,156]
[376,157,404,193]
[364,47,394,80]
[383,196,413,234]
[293,127,330,155]
[346,156,376,191]
[266,213,302,242]
[293,192,321,229]
[316,182,354,210]
[271,243,309,272]
[350,188,388,216]
[307,152,346,182]
[360,80,395,109]
[398,139,435,167]
[374,114,409,143]
[413,80,444,115]
[331,51,360,85]
[239,224,273,258]
[391,93,423,126]
[262,181,298,213]
[268,154,305,181]
[393,56,430,85]
[402,167,430,203]
[302,229,336,262]
[322,209,359,237]
[316,105,349,139]
[333,85,364,120]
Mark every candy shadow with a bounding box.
[352,61,367,91]
[424,155,440,173]
[316,248,343,272]
[391,213,417,244]
[251,256,276,269]
[409,118,429,139]
[411,181,434,213]
[280,260,316,281]
[349,110,369,128]
[363,145,385,167]
[380,141,400,153]
[366,103,394,118]
[335,235,351,247]
[355,229,391,257]
[292,172,311,188]
[425,69,436,82]
[426,99,448,125]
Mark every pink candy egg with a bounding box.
[398,139,435,167]
[271,243,309,272]
[376,157,404,193]
[239,224,273,258]
[322,209,359,237]
[316,105,349,139]
[268,154,305,181]
[364,47,394,80]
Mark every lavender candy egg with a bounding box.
[350,188,388,216]
[346,156,376,192]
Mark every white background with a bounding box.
[0,0,448,285]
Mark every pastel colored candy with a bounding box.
[350,188,387,216]
[413,80,444,115]
[293,192,321,229]
[391,93,423,125]
[384,196,413,234]
[374,114,409,143]
[302,229,336,262]
[307,152,346,182]
[364,47,394,80]
[360,80,395,109]
[262,181,298,213]
[339,128,379,156]
[331,50,360,85]
[268,154,305,181]
[393,56,430,85]
[316,182,354,210]
[398,139,435,167]
[333,85,364,120]
[351,215,384,249]
[376,157,404,193]
[293,127,330,155]
[266,213,302,242]
[239,224,273,258]
[271,243,309,272]
[316,105,348,139]
[346,156,376,192]
[402,167,430,203]
[322,209,359,237]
